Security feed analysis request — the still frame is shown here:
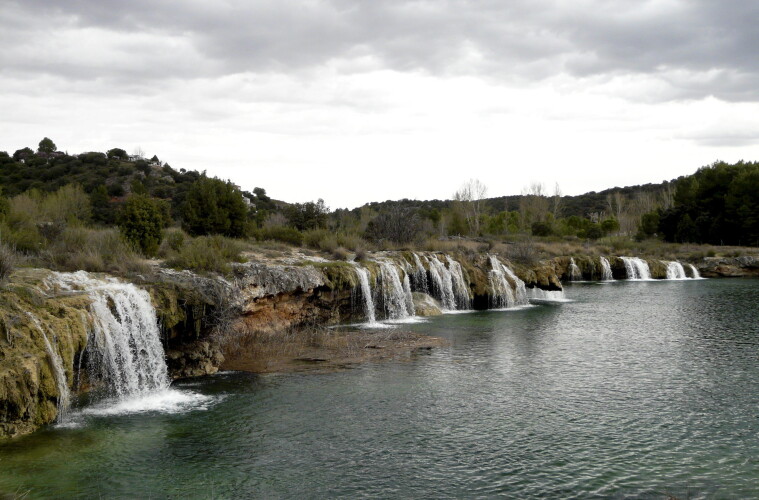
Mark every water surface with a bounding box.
[1,279,758,498]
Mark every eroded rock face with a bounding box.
[699,256,759,277]
[0,270,89,439]
[166,340,224,379]
[412,292,443,316]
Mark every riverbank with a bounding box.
[3,245,759,439]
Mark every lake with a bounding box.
[1,278,757,498]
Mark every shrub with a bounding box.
[302,229,332,249]
[157,227,188,257]
[0,242,18,284]
[255,226,303,246]
[166,235,247,274]
[180,175,249,237]
[119,195,164,256]
[43,227,145,274]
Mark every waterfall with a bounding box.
[49,272,169,398]
[688,264,702,279]
[620,257,651,280]
[352,265,377,324]
[599,257,614,281]
[402,273,416,316]
[501,264,529,305]
[569,258,582,281]
[529,288,569,303]
[664,261,688,280]
[446,256,471,309]
[488,255,516,308]
[378,261,414,319]
[488,255,528,307]
[27,313,71,420]
[411,253,429,294]
[426,256,456,310]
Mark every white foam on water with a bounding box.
[79,389,216,417]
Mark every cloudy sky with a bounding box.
[2,1,759,208]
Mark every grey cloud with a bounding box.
[3,0,759,101]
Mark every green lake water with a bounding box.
[1,278,758,498]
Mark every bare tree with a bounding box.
[519,181,550,226]
[132,146,145,159]
[551,182,563,219]
[453,178,488,235]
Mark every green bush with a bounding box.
[119,195,164,256]
[180,175,249,237]
[255,226,303,246]
[0,242,18,284]
[158,227,188,257]
[302,229,332,249]
[0,221,45,253]
[166,235,247,274]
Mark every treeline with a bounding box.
[652,161,759,246]
[2,138,758,275]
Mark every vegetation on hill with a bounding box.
[0,138,756,281]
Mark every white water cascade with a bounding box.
[411,253,429,294]
[352,265,377,324]
[488,256,516,308]
[502,265,529,305]
[664,261,688,280]
[620,257,652,280]
[426,256,456,310]
[378,261,415,319]
[50,272,169,398]
[487,256,528,307]
[27,313,71,419]
[529,288,570,303]
[569,258,582,281]
[446,256,472,309]
[688,264,702,279]
[599,257,614,281]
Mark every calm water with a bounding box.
[1,279,758,499]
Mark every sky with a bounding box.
[2,0,759,209]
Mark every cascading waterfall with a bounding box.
[49,272,169,398]
[425,256,457,310]
[620,257,652,280]
[488,255,516,308]
[446,256,471,309]
[411,253,429,294]
[27,313,71,419]
[529,288,569,303]
[487,255,528,307]
[352,265,377,324]
[664,261,688,280]
[378,261,414,319]
[599,257,614,281]
[569,258,582,281]
[688,264,702,279]
[501,264,529,305]
[402,273,415,315]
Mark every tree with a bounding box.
[365,206,420,243]
[181,175,249,237]
[519,182,550,227]
[12,147,34,161]
[90,185,115,225]
[453,178,488,235]
[119,195,164,256]
[38,137,56,154]
[107,148,128,160]
[285,199,328,231]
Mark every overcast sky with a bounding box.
[2,0,759,208]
